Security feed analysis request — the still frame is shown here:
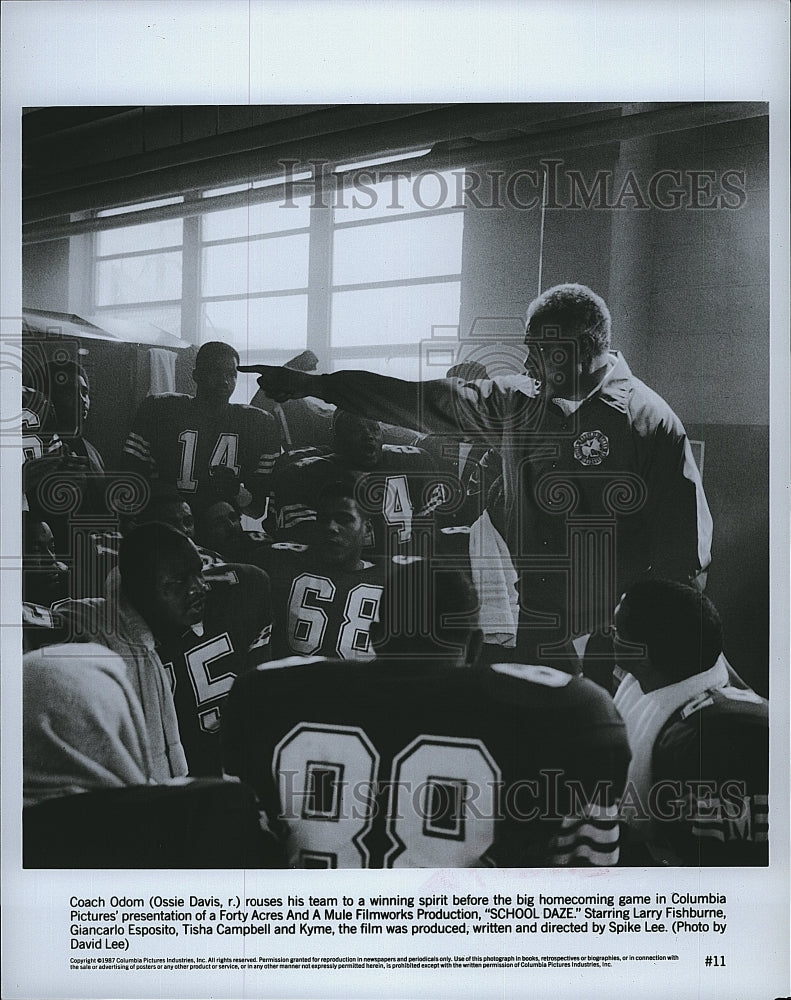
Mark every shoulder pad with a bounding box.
[491,662,573,688]
[383,444,421,455]
[254,655,328,672]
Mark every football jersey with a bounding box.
[122,393,280,503]
[22,386,64,512]
[254,542,385,662]
[156,562,273,777]
[222,658,630,868]
[271,445,446,556]
[22,386,62,464]
[650,684,769,865]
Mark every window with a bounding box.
[329,168,464,378]
[91,198,184,335]
[84,165,466,398]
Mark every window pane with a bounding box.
[202,195,312,241]
[95,252,182,305]
[229,371,263,407]
[202,234,309,297]
[96,218,183,256]
[333,212,463,285]
[331,355,423,381]
[200,295,308,354]
[331,282,461,347]
[334,169,465,224]
[91,304,182,337]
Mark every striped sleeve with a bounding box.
[121,397,156,473]
[550,803,621,867]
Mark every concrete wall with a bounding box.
[458,116,769,691]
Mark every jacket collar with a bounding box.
[595,351,634,412]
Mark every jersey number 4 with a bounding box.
[275,724,501,868]
[177,430,240,491]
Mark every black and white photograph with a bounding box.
[2,3,789,999]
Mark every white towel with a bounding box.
[148,348,176,395]
[468,509,519,647]
[614,655,730,820]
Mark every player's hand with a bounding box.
[237,364,314,403]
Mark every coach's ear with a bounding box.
[465,627,483,669]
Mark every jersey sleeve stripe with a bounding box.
[552,823,619,849]
[123,436,153,461]
[256,453,280,472]
[127,431,152,449]
[551,841,620,867]
[690,825,727,842]
[278,504,317,529]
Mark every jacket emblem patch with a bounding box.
[573,429,610,466]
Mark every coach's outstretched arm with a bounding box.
[238,364,540,448]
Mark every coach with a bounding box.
[243,283,712,668]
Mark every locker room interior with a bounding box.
[21,103,769,693]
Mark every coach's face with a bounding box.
[523,333,579,398]
[152,546,208,629]
[193,355,238,404]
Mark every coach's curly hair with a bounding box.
[525,283,612,358]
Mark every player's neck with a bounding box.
[193,391,230,414]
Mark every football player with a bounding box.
[222,557,630,868]
[22,513,69,609]
[23,642,283,868]
[59,523,273,779]
[121,341,280,518]
[192,497,269,566]
[612,579,768,865]
[272,409,448,557]
[253,478,385,662]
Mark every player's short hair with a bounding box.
[330,409,380,437]
[372,557,479,661]
[141,484,186,514]
[194,341,240,371]
[315,475,362,512]
[525,283,611,357]
[616,578,723,681]
[118,522,199,598]
[191,494,241,531]
[446,360,489,381]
